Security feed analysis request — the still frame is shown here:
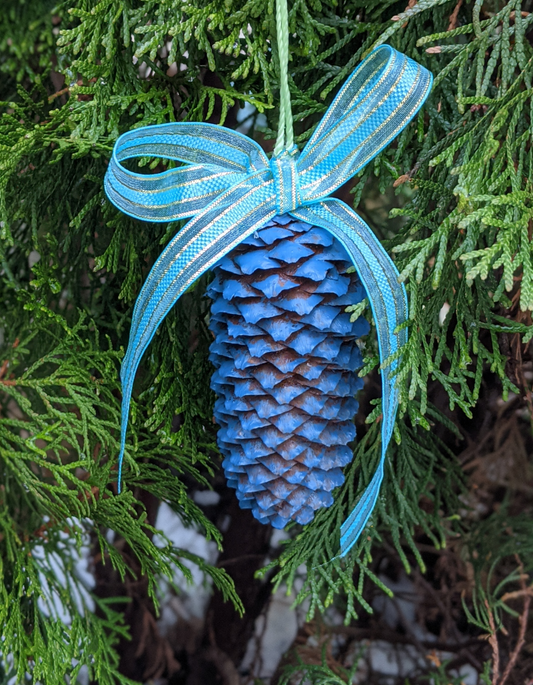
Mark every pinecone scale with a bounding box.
[207,214,369,529]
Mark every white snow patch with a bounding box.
[439,302,451,325]
[452,663,479,685]
[193,490,220,506]
[240,584,298,680]
[153,502,219,622]
[33,518,95,623]
[236,102,268,135]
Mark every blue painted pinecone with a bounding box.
[207,214,370,529]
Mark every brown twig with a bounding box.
[206,621,240,685]
[0,338,20,386]
[448,0,463,31]
[48,86,70,103]
[485,598,500,685]
[483,556,531,685]
[0,338,19,382]
[392,0,417,24]
[500,587,533,603]
[498,557,531,685]
[203,646,240,685]
[393,173,411,188]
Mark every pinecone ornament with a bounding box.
[207,214,370,528]
[104,44,433,556]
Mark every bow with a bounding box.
[104,44,432,558]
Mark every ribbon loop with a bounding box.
[104,123,268,222]
[269,146,301,214]
[114,122,269,172]
[297,46,432,203]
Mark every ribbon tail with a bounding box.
[290,199,408,557]
[340,460,384,555]
[116,175,276,491]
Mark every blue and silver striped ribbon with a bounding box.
[104,45,432,558]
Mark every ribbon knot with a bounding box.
[269,145,301,214]
[104,45,433,558]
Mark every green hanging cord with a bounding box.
[273,0,294,157]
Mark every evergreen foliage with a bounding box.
[1,0,532,682]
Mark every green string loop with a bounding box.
[273,0,294,157]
